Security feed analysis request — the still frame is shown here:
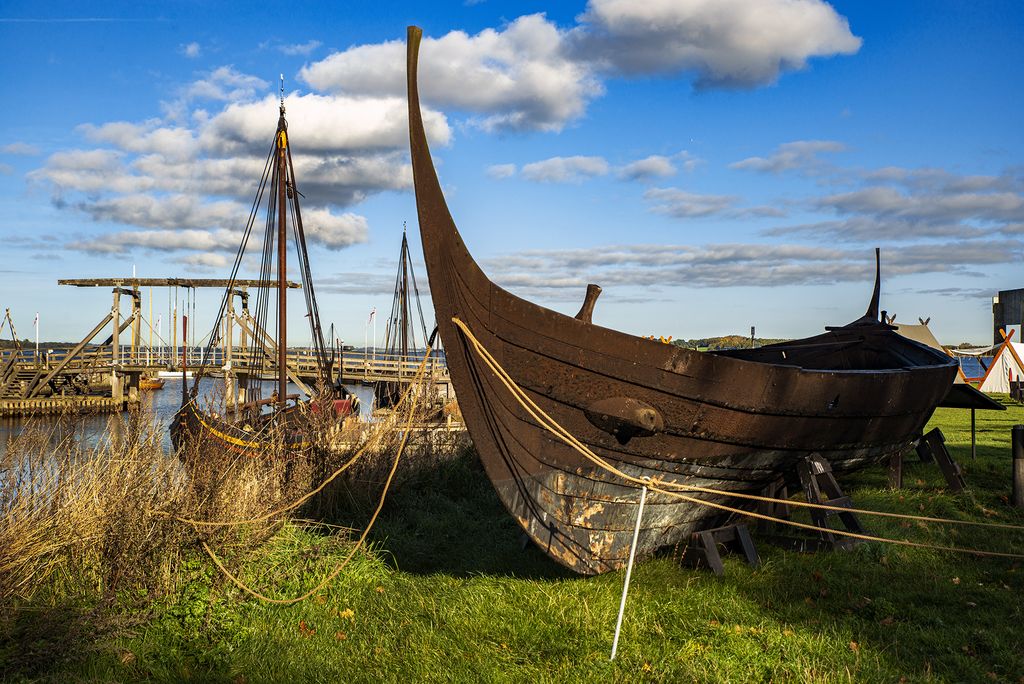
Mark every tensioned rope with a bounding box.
[450,316,1024,531]
[159,344,434,604]
[450,317,1024,559]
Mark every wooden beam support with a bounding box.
[59,278,300,289]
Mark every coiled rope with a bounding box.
[450,317,1024,559]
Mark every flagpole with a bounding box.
[34,312,39,367]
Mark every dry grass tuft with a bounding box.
[0,380,467,604]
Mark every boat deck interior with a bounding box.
[713,324,952,372]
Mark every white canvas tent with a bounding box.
[978,336,1024,393]
[893,323,972,383]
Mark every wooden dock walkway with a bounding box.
[0,396,129,417]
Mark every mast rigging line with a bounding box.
[450,317,1024,557]
[188,137,276,397]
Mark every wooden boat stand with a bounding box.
[758,454,866,553]
[888,428,966,492]
[679,523,760,576]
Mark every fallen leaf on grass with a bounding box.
[335,631,347,641]
[299,620,316,637]
[783,629,794,637]
[879,617,894,626]
[642,662,652,673]
[375,586,385,593]
[966,602,977,608]
[849,641,860,653]
[708,620,720,627]
[119,651,135,664]
[952,577,961,585]
[339,608,355,619]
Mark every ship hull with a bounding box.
[405,27,957,574]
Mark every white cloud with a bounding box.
[820,186,1024,224]
[1,142,40,156]
[301,208,368,249]
[618,155,676,181]
[174,253,230,269]
[70,194,246,231]
[730,140,847,174]
[68,228,247,254]
[487,163,517,179]
[183,66,268,103]
[80,120,195,161]
[482,239,1024,294]
[201,93,450,155]
[764,165,1024,242]
[573,0,862,88]
[644,187,784,219]
[644,188,736,217]
[300,14,602,132]
[180,42,201,59]
[279,40,321,56]
[520,155,609,183]
[298,3,859,134]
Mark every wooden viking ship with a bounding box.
[373,228,432,410]
[405,26,958,575]
[171,91,357,458]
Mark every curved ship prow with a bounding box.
[406,26,957,574]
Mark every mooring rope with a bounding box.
[197,366,425,605]
[450,317,1024,559]
[153,345,434,527]
[154,344,433,605]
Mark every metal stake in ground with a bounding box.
[611,481,648,661]
[1013,424,1024,509]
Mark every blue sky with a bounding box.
[1,0,1022,348]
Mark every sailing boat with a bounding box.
[405,27,957,574]
[373,227,431,410]
[171,86,357,458]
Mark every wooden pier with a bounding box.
[0,396,129,417]
[1,277,451,417]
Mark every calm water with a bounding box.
[0,378,375,456]
[957,356,992,380]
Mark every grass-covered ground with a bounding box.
[3,402,1024,682]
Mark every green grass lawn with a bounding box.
[4,402,1024,683]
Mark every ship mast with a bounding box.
[276,79,288,410]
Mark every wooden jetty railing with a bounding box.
[0,346,448,400]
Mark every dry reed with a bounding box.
[0,384,467,605]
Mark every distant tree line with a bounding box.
[672,335,789,351]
